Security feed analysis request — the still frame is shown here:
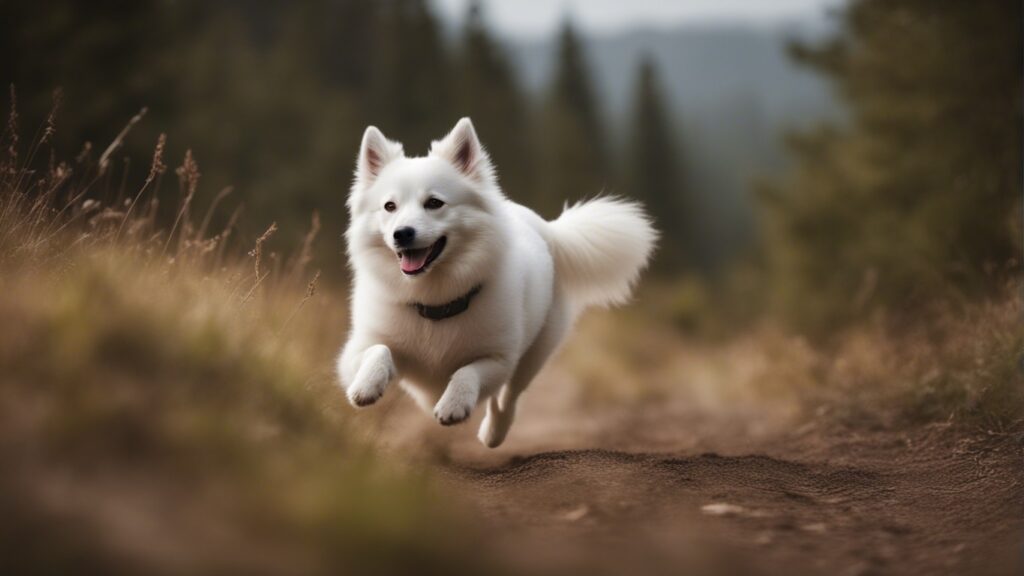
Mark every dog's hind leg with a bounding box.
[478,386,517,448]
[477,295,572,448]
[434,357,511,427]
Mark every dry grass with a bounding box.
[560,284,1023,435]
[810,295,1024,431]
[0,91,501,576]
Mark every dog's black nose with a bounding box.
[393,227,416,247]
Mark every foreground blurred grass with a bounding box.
[0,253,488,575]
[0,105,500,575]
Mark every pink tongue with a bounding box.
[400,250,429,273]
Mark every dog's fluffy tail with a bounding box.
[543,196,657,309]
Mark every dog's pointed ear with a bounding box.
[430,118,493,182]
[356,126,403,187]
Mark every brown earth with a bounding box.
[364,361,1024,576]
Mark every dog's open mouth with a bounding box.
[397,237,446,275]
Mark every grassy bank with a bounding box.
[562,285,1023,433]
[0,106,503,575]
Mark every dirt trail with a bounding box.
[449,433,1021,576]
[366,362,1024,576]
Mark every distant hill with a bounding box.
[508,20,839,266]
[511,21,835,125]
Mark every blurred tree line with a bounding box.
[2,0,697,277]
[6,0,1015,329]
[762,0,1022,330]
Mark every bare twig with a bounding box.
[164,149,200,256]
[241,221,278,304]
[115,132,165,242]
[279,269,321,336]
[98,107,147,176]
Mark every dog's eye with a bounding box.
[384,201,396,212]
[424,197,445,210]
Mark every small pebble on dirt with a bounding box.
[701,503,747,516]
[801,522,828,533]
[559,505,589,522]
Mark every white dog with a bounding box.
[337,118,656,448]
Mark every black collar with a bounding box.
[412,285,482,321]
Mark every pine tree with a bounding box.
[627,56,691,273]
[0,0,189,154]
[536,20,611,218]
[455,0,534,202]
[762,0,1023,329]
[367,0,454,151]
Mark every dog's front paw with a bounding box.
[433,383,478,426]
[348,382,386,407]
[346,345,394,408]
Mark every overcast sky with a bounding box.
[432,0,844,38]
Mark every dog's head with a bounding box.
[346,118,504,301]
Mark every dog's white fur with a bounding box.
[337,118,656,448]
